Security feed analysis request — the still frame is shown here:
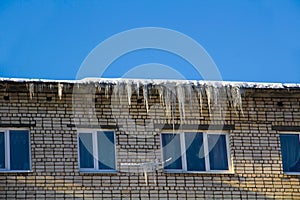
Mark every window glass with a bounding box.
[162,133,182,170]
[185,132,205,171]
[208,134,229,170]
[9,130,30,170]
[78,130,116,171]
[280,134,300,172]
[97,131,115,170]
[79,133,94,169]
[161,132,230,173]
[0,132,5,169]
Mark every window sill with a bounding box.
[163,170,234,174]
[283,172,300,175]
[0,170,32,173]
[79,170,118,174]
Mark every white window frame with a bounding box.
[279,132,300,175]
[77,129,117,173]
[0,129,32,172]
[160,130,233,174]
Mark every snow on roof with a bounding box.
[0,77,299,89]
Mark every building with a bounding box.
[0,78,300,199]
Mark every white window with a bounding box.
[78,130,116,172]
[161,132,232,173]
[0,129,31,172]
[279,133,300,174]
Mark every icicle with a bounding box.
[116,82,122,103]
[113,83,120,103]
[231,86,238,115]
[212,86,221,118]
[176,84,185,124]
[97,85,102,93]
[28,83,34,100]
[126,82,132,105]
[217,86,227,118]
[205,85,212,116]
[114,82,126,105]
[204,84,225,119]
[135,82,140,99]
[239,88,244,116]
[143,84,149,112]
[163,84,176,123]
[226,85,233,108]
[231,86,244,116]
[184,84,193,120]
[172,94,176,130]
[105,84,110,99]
[196,86,204,115]
[120,83,124,101]
[143,164,148,186]
[37,84,43,93]
[158,86,165,106]
[153,159,158,185]
[184,84,193,105]
[213,85,219,107]
[58,83,63,100]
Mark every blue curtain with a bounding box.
[0,132,4,168]
[97,131,115,170]
[280,134,300,172]
[162,133,182,170]
[185,132,205,171]
[208,134,228,170]
[9,130,30,170]
[79,133,94,169]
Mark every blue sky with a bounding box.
[0,0,300,83]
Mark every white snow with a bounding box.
[1,77,299,89]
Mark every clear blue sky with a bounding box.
[0,1,300,83]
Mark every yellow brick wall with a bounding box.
[0,81,299,199]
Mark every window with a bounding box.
[0,130,31,172]
[78,130,116,172]
[161,132,231,173]
[280,133,300,173]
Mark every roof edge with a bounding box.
[0,77,299,89]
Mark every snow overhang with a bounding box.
[0,77,299,89]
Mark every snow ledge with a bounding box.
[0,77,299,89]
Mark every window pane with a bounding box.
[97,131,115,170]
[79,133,94,169]
[161,133,182,170]
[0,132,5,168]
[9,130,30,170]
[280,134,300,172]
[208,134,229,170]
[185,132,205,171]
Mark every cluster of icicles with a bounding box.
[28,79,244,121]
[29,79,244,120]
[27,82,64,100]
[110,80,243,121]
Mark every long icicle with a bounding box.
[205,85,212,117]
[58,83,63,100]
[176,84,185,125]
[28,83,34,100]
[143,164,148,186]
[143,84,149,112]
[126,81,132,105]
